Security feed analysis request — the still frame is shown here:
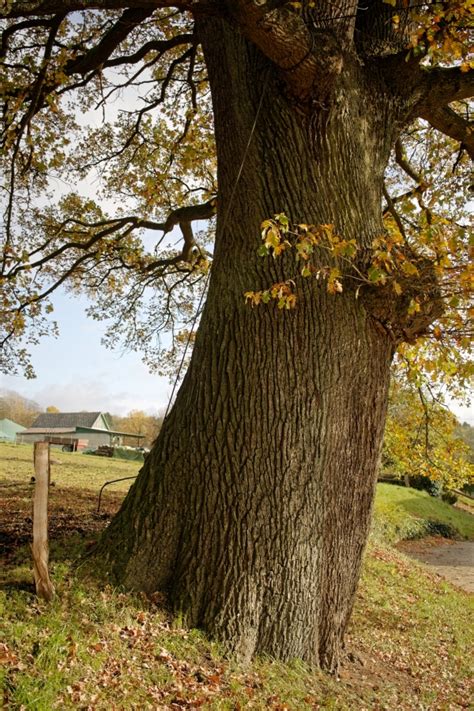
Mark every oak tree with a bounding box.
[1,0,472,670]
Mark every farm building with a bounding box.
[0,418,26,442]
[17,411,143,450]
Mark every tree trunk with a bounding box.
[99,19,399,671]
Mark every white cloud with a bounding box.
[1,375,169,416]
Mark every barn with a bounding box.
[0,418,26,442]
[17,411,143,450]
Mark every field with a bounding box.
[1,442,473,709]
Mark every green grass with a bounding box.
[1,442,473,708]
[373,482,474,542]
[0,441,140,493]
[1,540,472,709]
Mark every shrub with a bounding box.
[441,490,458,505]
[409,475,442,498]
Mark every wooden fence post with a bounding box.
[32,442,55,601]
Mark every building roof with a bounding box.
[76,426,144,439]
[21,412,144,440]
[20,426,143,439]
[0,418,26,439]
[21,427,77,435]
[30,412,102,429]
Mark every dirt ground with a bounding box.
[398,537,474,593]
[0,480,122,568]
[2,478,473,709]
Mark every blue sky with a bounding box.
[1,290,172,416]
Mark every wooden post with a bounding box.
[32,442,55,601]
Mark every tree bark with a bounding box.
[99,19,402,671]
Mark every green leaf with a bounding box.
[368,266,386,284]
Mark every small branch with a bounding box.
[393,138,433,224]
[382,183,407,241]
[394,139,422,184]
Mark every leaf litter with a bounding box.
[1,469,473,709]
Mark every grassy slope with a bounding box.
[1,443,473,709]
[373,483,474,541]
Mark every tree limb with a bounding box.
[379,55,474,117]
[394,138,422,183]
[66,7,156,76]
[1,15,196,150]
[102,32,196,68]
[1,1,217,19]
[419,106,474,160]
[0,17,54,57]
[418,66,474,107]
[409,66,474,158]
[4,198,217,281]
[227,1,344,101]
[151,196,217,233]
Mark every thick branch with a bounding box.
[103,33,196,68]
[420,106,474,160]
[4,198,217,281]
[411,67,474,157]
[152,196,217,233]
[380,56,474,157]
[1,1,217,19]
[379,56,474,113]
[66,7,156,76]
[0,17,54,57]
[418,66,474,107]
[227,1,344,101]
[1,16,196,148]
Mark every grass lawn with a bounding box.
[0,441,140,492]
[1,442,473,709]
[373,483,474,541]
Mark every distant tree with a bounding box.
[0,390,41,427]
[383,383,474,491]
[455,422,474,464]
[114,410,163,448]
[46,405,60,413]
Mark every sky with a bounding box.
[1,80,178,417]
[1,290,172,416]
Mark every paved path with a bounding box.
[400,540,474,593]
